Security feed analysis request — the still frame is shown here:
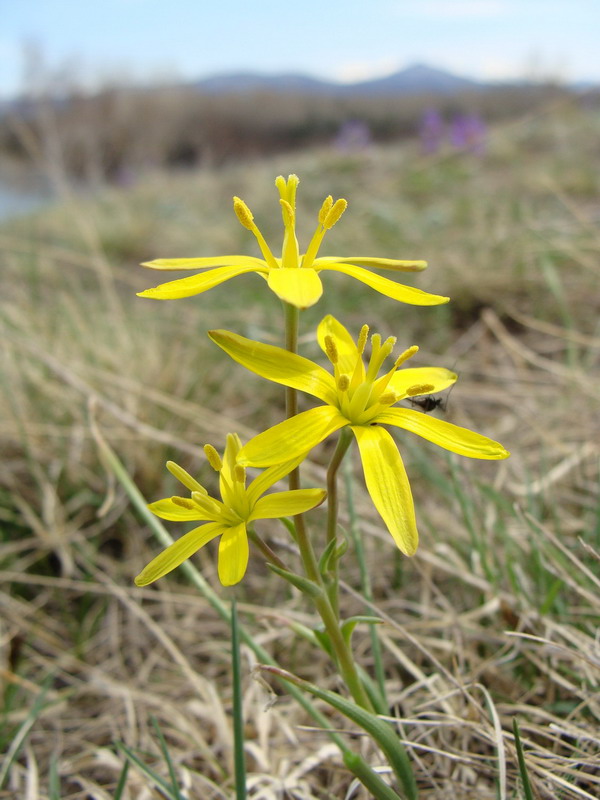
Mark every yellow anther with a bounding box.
[406,383,435,397]
[275,175,287,195]
[323,198,347,229]
[381,336,397,360]
[395,345,419,368]
[166,461,205,493]
[172,496,196,510]
[233,197,254,230]
[379,391,398,405]
[203,444,223,472]
[318,195,333,225]
[276,174,299,205]
[356,324,369,355]
[337,374,350,392]
[279,198,295,228]
[234,464,246,484]
[324,334,339,365]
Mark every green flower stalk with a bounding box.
[209,316,510,556]
[135,434,326,586]
[137,174,449,310]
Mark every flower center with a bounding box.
[234,174,347,271]
[325,328,419,425]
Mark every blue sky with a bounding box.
[1,0,598,98]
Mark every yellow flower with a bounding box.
[138,174,449,310]
[209,317,509,556]
[135,434,326,586]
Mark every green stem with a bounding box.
[247,527,288,571]
[231,598,247,800]
[344,458,388,710]
[282,301,373,712]
[325,428,353,617]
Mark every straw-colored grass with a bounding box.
[1,97,599,798]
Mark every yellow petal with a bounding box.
[317,315,363,377]
[134,522,224,585]
[137,264,267,300]
[141,255,267,270]
[247,454,307,505]
[218,523,249,586]
[377,408,510,459]
[314,256,427,272]
[220,432,243,503]
[388,367,457,397]
[267,268,323,308]
[239,406,347,467]
[147,498,209,521]
[317,262,449,306]
[208,330,337,405]
[249,488,327,521]
[352,425,418,556]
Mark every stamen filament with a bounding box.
[395,345,419,368]
[232,197,279,270]
[166,461,206,494]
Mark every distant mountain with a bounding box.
[193,63,483,96]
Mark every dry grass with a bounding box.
[1,98,599,798]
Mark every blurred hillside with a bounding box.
[0,63,585,182]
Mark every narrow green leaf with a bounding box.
[0,672,54,790]
[512,718,534,800]
[231,598,247,800]
[261,666,417,800]
[48,756,61,800]
[340,616,384,647]
[266,562,324,598]
[115,741,182,799]
[343,752,404,800]
[113,759,130,800]
[151,716,185,800]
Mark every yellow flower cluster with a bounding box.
[136,176,508,586]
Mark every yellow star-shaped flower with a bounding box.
[209,317,509,556]
[135,434,326,586]
[138,174,449,310]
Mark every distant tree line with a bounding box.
[0,82,578,182]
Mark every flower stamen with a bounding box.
[406,383,435,397]
[204,444,223,472]
[395,345,419,368]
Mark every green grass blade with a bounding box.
[48,755,61,800]
[151,716,186,800]
[0,672,54,790]
[261,665,417,800]
[231,598,247,800]
[115,741,184,800]
[113,759,130,800]
[343,752,404,800]
[344,458,388,712]
[512,718,534,800]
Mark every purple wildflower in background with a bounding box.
[450,113,487,155]
[333,119,372,152]
[419,108,445,155]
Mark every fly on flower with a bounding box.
[209,317,509,557]
[135,434,326,587]
[137,174,449,310]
